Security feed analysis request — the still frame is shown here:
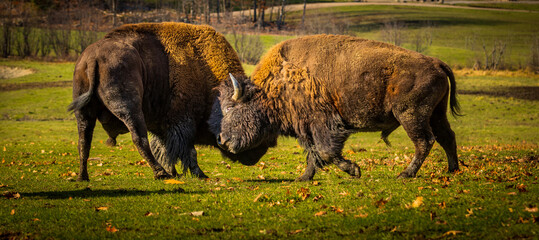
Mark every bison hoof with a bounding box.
[195,172,209,179]
[349,166,361,178]
[397,171,415,179]
[105,138,117,147]
[77,176,89,182]
[295,175,313,182]
[154,172,173,180]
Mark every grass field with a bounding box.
[1,58,538,239]
[1,4,538,239]
[286,4,539,69]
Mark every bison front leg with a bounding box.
[184,148,208,179]
[296,151,317,181]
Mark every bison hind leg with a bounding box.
[396,111,436,178]
[430,103,459,173]
[74,110,97,182]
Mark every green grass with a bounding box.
[0,59,74,84]
[453,2,539,12]
[1,57,538,239]
[287,5,539,68]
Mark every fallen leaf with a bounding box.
[289,229,302,235]
[411,196,424,208]
[95,206,109,211]
[106,225,118,233]
[311,181,320,186]
[507,192,517,195]
[314,211,327,216]
[465,208,474,218]
[438,201,446,209]
[313,194,324,202]
[257,175,265,180]
[354,213,368,218]
[331,206,344,214]
[443,230,462,236]
[297,187,310,201]
[374,197,389,208]
[10,209,15,215]
[517,184,528,192]
[253,193,264,202]
[31,218,40,221]
[164,179,185,184]
[524,206,538,213]
[144,212,156,216]
[190,211,204,217]
[3,191,20,199]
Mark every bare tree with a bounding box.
[380,20,406,46]
[302,0,307,28]
[529,36,539,73]
[277,0,286,30]
[482,39,507,70]
[257,0,266,29]
[253,0,258,22]
[231,25,264,64]
[412,22,433,53]
[1,0,14,58]
[74,1,100,56]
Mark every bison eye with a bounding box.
[225,106,233,113]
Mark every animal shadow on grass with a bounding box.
[21,188,207,200]
[244,178,296,184]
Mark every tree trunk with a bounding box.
[302,0,307,28]
[112,0,117,27]
[258,1,265,29]
[253,0,258,23]
[277,0,286,30]
[216,0,221,23]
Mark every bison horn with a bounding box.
[230,73,243,100]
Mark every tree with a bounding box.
[277,0,286,30]
[302,0,306,28]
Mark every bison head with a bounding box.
[208,74,277,165]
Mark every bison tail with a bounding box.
[67,91,92,112]
[440,62,462,117]
[67,61,98,113]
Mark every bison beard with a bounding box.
[211,35,461,181]
[68,22,269,181]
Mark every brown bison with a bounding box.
[68,22,270,181]
[210,35,461,181]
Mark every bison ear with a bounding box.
[229,73,243,101]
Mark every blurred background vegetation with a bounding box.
[0,0,538,71]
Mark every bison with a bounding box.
[210,34,461,181]
[68,22,270,181]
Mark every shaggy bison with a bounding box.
[69,22,270,181]
[210,35,461,181]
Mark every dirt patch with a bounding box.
[0,81,72,91]
[459,86,539,101]
[0,66,35,79]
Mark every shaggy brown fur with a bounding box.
[69,22,269,181]
[213,34,460,180]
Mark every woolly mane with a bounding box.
[109,22,244,87]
